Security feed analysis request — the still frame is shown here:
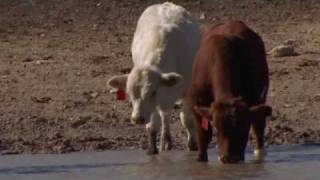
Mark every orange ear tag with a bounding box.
[201,116,209,131]
[116,89,126,100]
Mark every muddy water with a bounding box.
[0,145,319,180]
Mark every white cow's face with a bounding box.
[108,67,181,124]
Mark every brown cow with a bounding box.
[187,21,272,163]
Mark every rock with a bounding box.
[63,18,73,24]
[83,90,99,99]
[92,24,98,30]
[49,132,63,140]
[1,150,21,155]
[314,94,320,101]
[199,12,206,20]
[307,28,314,34]
[35,60,54,65]
[22,57,33,62]
[71,116,90,128]
[269,45,297,57]
[283,103,293,108]
[43,55,53,60]
[31,96,52,103]
[91,91,99,98]
[109,88,117,94]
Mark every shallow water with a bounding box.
[0,145,319,180]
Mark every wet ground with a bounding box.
[0,144,319,180]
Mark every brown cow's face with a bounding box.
[213,99,250,163]
[194,97,272,164]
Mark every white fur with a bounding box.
[108,2,200,151]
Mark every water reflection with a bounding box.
[132,151,269,180]
[0,145,319,180]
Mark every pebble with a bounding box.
[22,57,33,62]
[71,116,90,128]
[31,96,52,103]
[283,103,294,108]
[199,12,206,20]
[269,44,297,57]
[1,150,21,155]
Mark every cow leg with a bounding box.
[180,100,198,151]
[159,110,172,151]
[251,117,267,161]
[146,111,161,155]
[196,116,212,162]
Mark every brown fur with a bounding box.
[187,21,272,163]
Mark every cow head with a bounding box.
[108,66,182,124]
[194,97,272,163]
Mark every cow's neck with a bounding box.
[213,55,234,101]
[143,51,163,68]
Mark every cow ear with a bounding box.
[193,106,211,118]
[160,72,182,87]
[107,74,128,90]
[249,104,272,118]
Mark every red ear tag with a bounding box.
[201,116,209,131]
[116,89,126,100]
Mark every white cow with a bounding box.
[108,2,200,154]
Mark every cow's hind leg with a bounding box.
[180,100,198,151]
[159,110,172,151]
[252,117,267,161]
[146,111,161,155]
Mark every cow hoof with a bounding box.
[147,147,159,155]
[160,142,172,152]
[197,157,208,162]
[165,143,172,151]
[197,156,208,162]
[188,140,198,151]
[160,134,172,152]
[254,149,267,162]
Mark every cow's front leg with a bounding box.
[146,111,161,155]
[180,100,198,151]
[251,117,267,161]
[196,116,212,162]
[159,110,172,151]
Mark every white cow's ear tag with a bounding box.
[116,89,126,100]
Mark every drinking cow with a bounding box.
[108,2,200,154]
[188,21,272,163]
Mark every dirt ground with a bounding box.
[0,0,320,154]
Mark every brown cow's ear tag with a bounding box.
[116,89,126,100]
[201,116,209,131]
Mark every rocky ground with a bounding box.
[0,0,320,155]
